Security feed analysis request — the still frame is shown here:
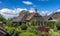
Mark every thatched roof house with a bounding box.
[48,12,60,21]
[12,10,44,25]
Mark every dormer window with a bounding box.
[48,17,53,20]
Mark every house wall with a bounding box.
[0,33,5,36]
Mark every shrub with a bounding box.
[37,26,49,32]
[20,24,27,30]
[27,26,38,34]
[56,24,60,30]
[20,32,36,36]
[49,29,60,36]
[4,26,21,36]
[56,18,60,30]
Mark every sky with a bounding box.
[0,0,60,19]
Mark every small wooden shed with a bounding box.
[0,27,10,36]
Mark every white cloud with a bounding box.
[56,9,60,12]
[28,8,51,16]
[40,11,52,16]
[0,8,27,19]
[40,11,48,16]
[22,1,33,5]
[28,8,52,16]
[40,9,60,16]
[29,8,35,13]
[0,8,57,19]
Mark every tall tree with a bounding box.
[0,14,6,21]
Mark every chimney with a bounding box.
[35,9,37,12]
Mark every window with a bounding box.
[48,17,53,20]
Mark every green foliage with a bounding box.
[0,14,6,21]
[56,18,60,30]
[29,19,35,26]
[56,24,60,30]
[27,26,38,35]
[0,14,14,27]
[49,29,60,36]
[39,32,48,36]
[20,31,36,36]
[5,19,18,27]
[43,21,55,29]
[6,19,12,26]
[20,24,27,30]
[4,26,21,36]
[2,13,60,36]
[4,26,15,36]
[0,14,7,24]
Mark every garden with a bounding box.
[0,15,60,36]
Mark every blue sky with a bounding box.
[0,0,60,18]
[0,0,60,11]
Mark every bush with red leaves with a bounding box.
[37,26,49,32]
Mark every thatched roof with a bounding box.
[43,16,49,21]
[12,11,60,22]
[49,12,60,20]
[14,11,44,22]
[25,13,34,20]
[15,10,29,22]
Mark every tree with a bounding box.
[0,14,6,21]
[0,14,7,23]
[6,19,12,26]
